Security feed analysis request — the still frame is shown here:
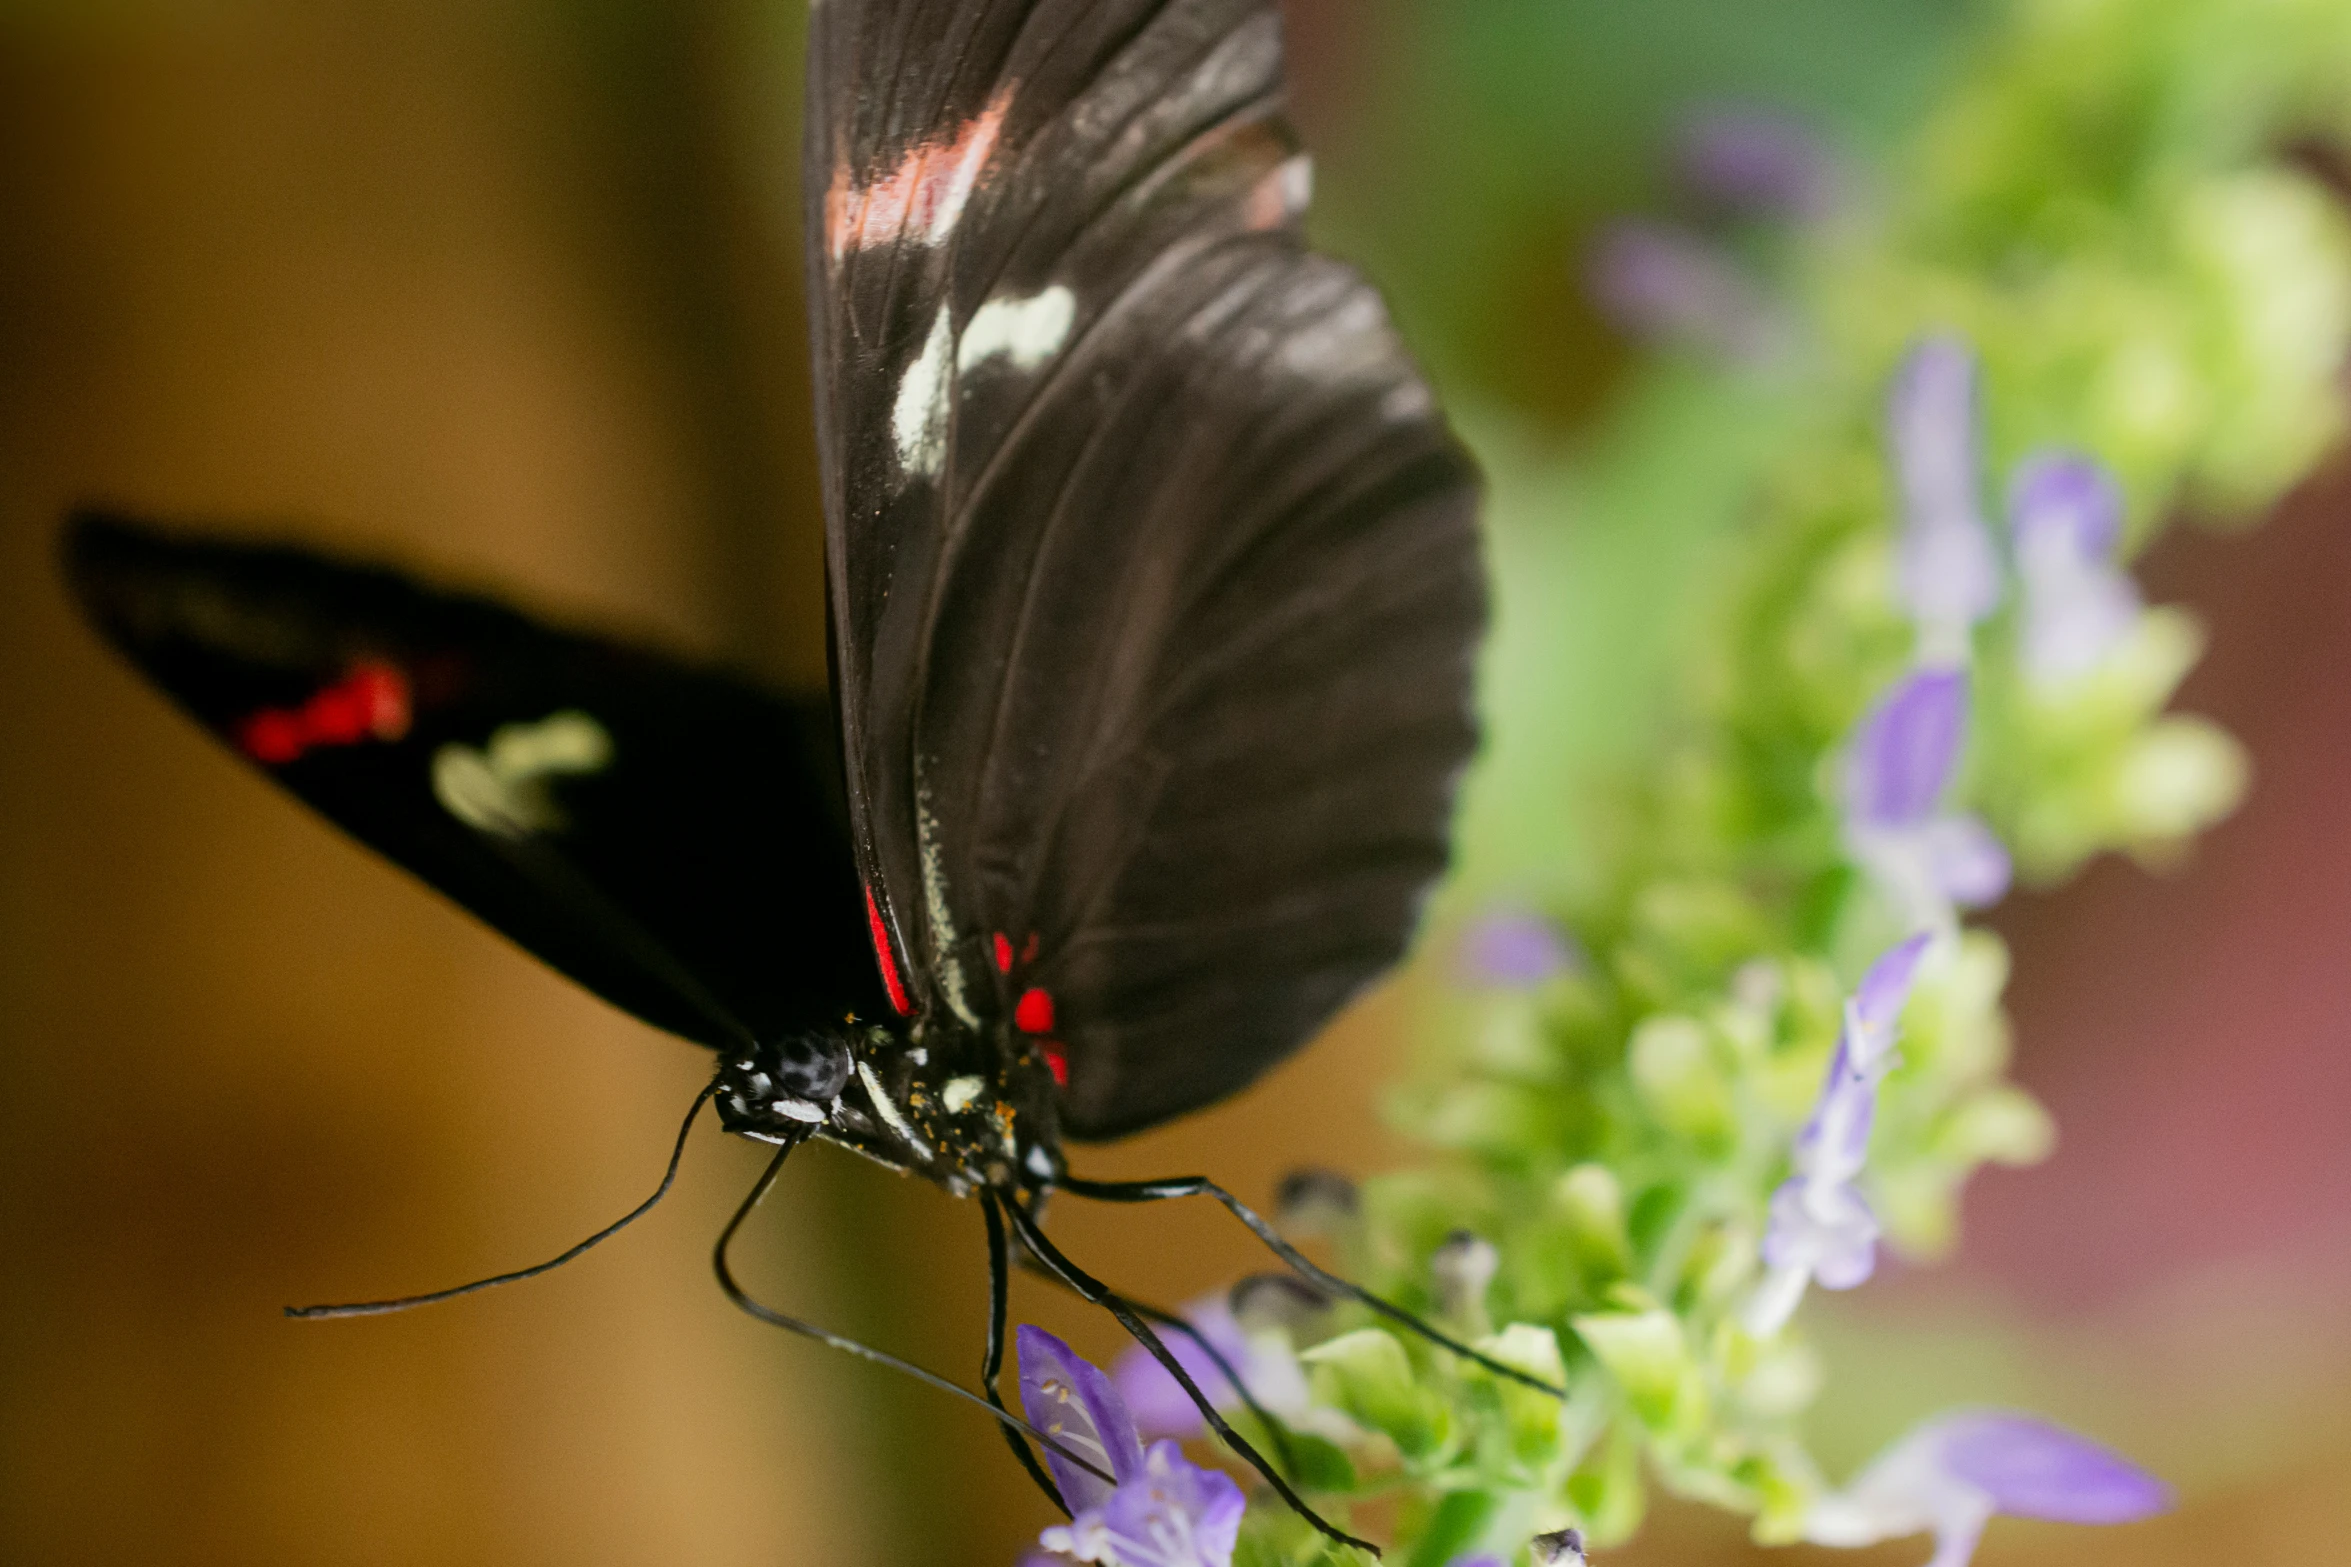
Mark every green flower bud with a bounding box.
[1563,1421,1646,1548]
[1477,1323,1570,1469]
[1572,1296,1707,1434]
[1300,1329,1451,1461]
[1936,1082,2056,1167]
[1553,1164,1633,1281]
[2111,715,2247,849]
[1628,1015,1735,1146]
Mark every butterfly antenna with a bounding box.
[714,1138,1115,1491]
[1001,1197,1380,1560]
[1056,1174,1566,1401]
[285,1080,717,1320]
[1008,1243,1299,1479]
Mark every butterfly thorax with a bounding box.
[712,1021,1065,1198]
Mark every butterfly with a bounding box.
[65,0,1527,1549]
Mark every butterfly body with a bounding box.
[712,1018,1067,1198]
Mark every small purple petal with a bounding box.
[1459,909,1578,989]
[1111,1300,1251,1439]
[1674,104,1839,220]
[1761,1175,1879,1288]
[1890,338,1979,523]
[2009,453,2123,560]
[1889,337,2002,628]
[2012,453,2139,683]
[1848,670,1968,829]
[1803,1054,1878,1179]
[1087,1442,1245,1567]
[1019,1325,1146,1513]
[1898,519,2004,635]
[1925,815,2012,908]
[1586,220,1790,363]
[2021,568,2140,684]
[1935,1413,2173,1525]
[1853,932,1932,1038]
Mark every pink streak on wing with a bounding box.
[827,91,1012,261]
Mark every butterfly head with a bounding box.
[712,1031,859,1138]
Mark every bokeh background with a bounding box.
[1,2,2344,1563]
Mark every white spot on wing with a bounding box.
[433,710,612,837]
[941,1076,984,1113]
[957,286,1075,374]
[1280,154,1314,211]
[892,305,954,476]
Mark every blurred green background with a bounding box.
[2,2,2346,1563]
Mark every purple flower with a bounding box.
[1019,1324,1145,1514]
[1042,1442,1247,1567]
[1888,337,2001,652]
[2009,453,2141,685]
[1110,1294,1310,1441]
[1674,104,1840,221]
[1458,908,1579,990]
[1586,219,1792,364]
[1843,671,2011,931]
[1020,1326,1247,1567]
[1747,935,1930,1336]
[1806,1410,2170,1567]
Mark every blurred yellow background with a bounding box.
[3,3,2347,1565]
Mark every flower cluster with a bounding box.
[995,2,2351,1563]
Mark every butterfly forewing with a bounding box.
[65,512,884,1050]
[807,0,1485,1137]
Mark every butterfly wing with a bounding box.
[64,511,885,1051]
[807,0,1484,1138]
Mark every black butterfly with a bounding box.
[65,0,1531,1549]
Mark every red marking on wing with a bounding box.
[236,660,412,765]
[1021,931,1040,964]
[865,885,914,1017]
[239,710,307,764]
[993,932,1014,974]
[1014,987,1055,1035]
[1040,1040,1069,1089]
[825,91,1011,260]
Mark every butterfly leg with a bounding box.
[1004,1247,1299,1479]
[712,1137,1113,1489]
[1056,1174,1566,1401]
[980,1190,1071,1515]
[1001,1197,1380,1559]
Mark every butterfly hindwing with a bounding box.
[807,1,1485,1137]
[64,511,884,1051]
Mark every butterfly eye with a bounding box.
[772,1034,852,1103]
